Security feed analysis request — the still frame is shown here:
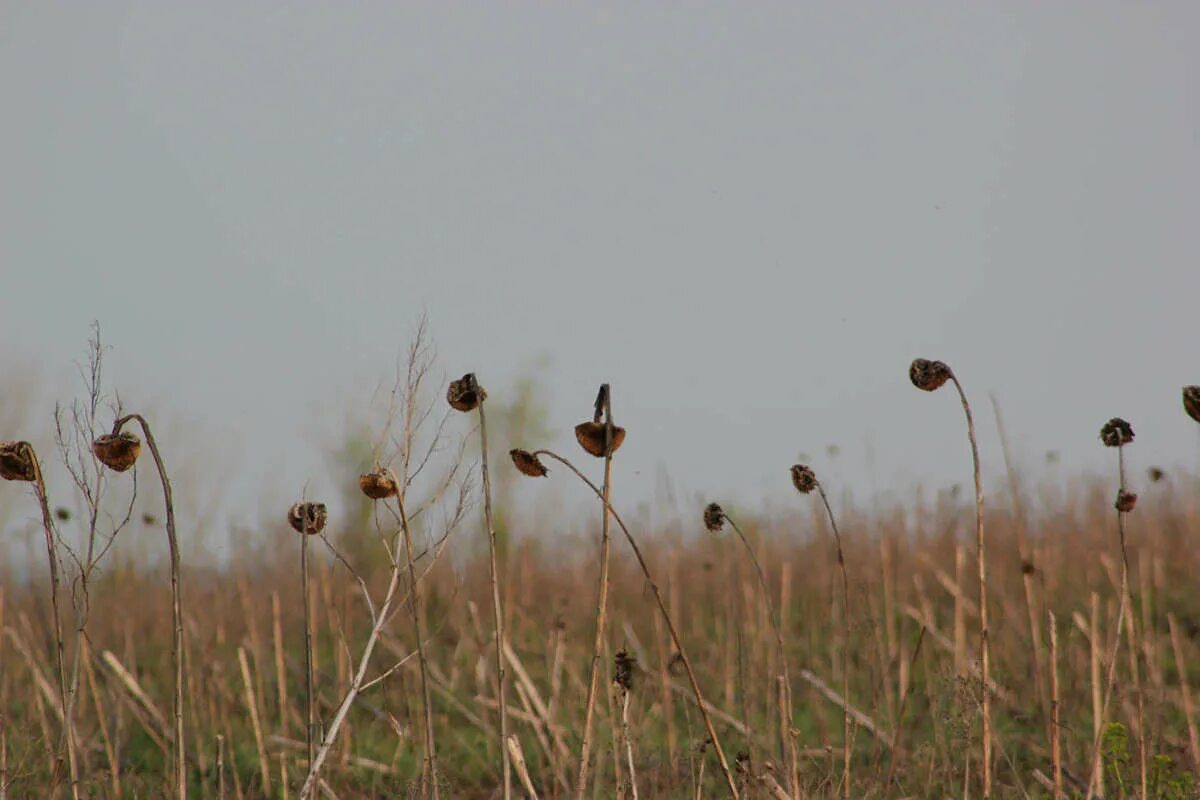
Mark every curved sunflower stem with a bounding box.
[534,449,741,798]
[113,415,186,798]
[26,449,79,799]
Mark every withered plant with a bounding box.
[704,501,797,795]
[909,358,991,798]
[573,384,622,799]
[53,326,138,800]
[0,439,75,796]
[447,372,511,800]
[299,322,470,800]
[94,412,184,797]
[1084,418,1146,800]
[287,500,327,773]
[790,465,852,800]
[509,447,740,798]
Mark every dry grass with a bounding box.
[2,337,1199,798]
[1,466,1198,798]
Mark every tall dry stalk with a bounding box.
[789,465,852,800]
[990,395,1046,725]
[1084,418,1141,800]
[1048,610,1061,800]
[910,358,990,797]
[705,502,796,795]
[447,373,510,799]
[287,502,326,775]
[509,447,741,797]
[54,326,135,800]
[613,649,639,800]
[95,413,187,798]
[394,470,440,798]
[0,441,76,798]
[301,327,465,799]
[573,384,620,799]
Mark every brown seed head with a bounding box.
[1147,467,1165,483]
[0,441,37,482]
[447,373,486,412]
[1184,386,1200,424]
[790,464,818,495]
[288,502,328,535]
[1099,418,1134,448]
[93,432,142,472]
[1114,490,1138,513]
[574,421,626,458]
[55,507,71,521]
[509,449,548,477]
[1020,559,1036,576]
[909,358,953,392]
[703,502,725,533]
[358,470,398,500]
[613,649,636,691]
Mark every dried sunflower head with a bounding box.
[288,502,328,535]
[1114,490,1138,513]
[510,449,548,477]
[703,502,725,533]
[447,373,487,412]
[358,470,398,500]
[909,359,952,392]
[790,464,818,495]
[93,432,141,472]
[0,441,36,482]
[1099,418,1134,448]
[574,422,626,458]
[1183,386,1200,424]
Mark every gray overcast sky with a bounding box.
[2,2,1198,532]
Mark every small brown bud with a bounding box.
[55,507,71,521]
[447,373,486,412]
[1099,418,1134,448]
[1114,490,1138,513]
[288,502,328,535]
[1147,467,1165,483]
[613,649,635,691]
[909,359,952,392]
[790,464,818,495]
[703,502,725,533]
[1184,386,1200,424]
[93,432,142,472]
[358,470,398,500]
[1020,559,1036,576]
[510,449,548,477]
[0,441,36,482]
[574,421,626,458]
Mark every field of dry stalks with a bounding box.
[2,332,1199,799]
